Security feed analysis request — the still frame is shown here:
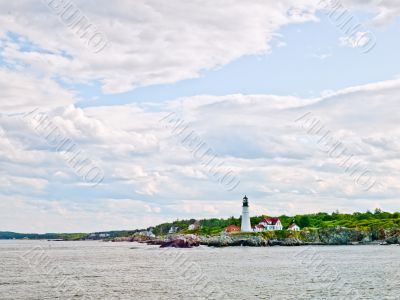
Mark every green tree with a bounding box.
[298,215,311,228]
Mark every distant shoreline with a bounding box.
[3,226,400,247]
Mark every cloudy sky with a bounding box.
[1,0,400,233]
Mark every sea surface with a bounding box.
[0,240,399,300]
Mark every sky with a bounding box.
[1,0,400,233]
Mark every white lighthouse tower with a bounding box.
[241,195,252,232]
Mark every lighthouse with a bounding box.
[241,195,252,232]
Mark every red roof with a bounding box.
[260,217,280,225]
[255,224,265,229]
[288,223,298,228]
[225,225,240,232]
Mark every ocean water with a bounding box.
[0,240,399,300]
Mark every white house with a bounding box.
[138,230,156,238]
[88,232,110,239]
[287,223,300,231]
[253,217,283,232]
[188,220,200,231]
[253,224,265,232]
[168,226,179,234]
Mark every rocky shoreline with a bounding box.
[111,227,400,248]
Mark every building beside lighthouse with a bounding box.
[241,195,252,232]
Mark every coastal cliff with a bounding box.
[203,227,400,247]
[114,227,400,248]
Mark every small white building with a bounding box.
[257,217,283,231]
[253,224,265,232]
[138,230,155,238]
[252,217,283,232]
[168,226,179,234]
[188,220,200,231]
[88,232,110,239]
[287,223,300,231]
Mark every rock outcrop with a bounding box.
[112,235,155,243]
[112,236,134,242]
[384,228,400,244]
[146,239,164,245]
[200,234,235,247]
[385,236,399,244]
[114,226,400,247]
[242,236,268,246]
[199,234,268,247]
[315,227,367,245]
[159,234,200,248]
[281,238,303,246]
[267,239,282,246]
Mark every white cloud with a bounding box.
[0,196,169,233]
[0,1,400,232]
[0,0,321,94]
[1,78,400,231]
[339,31,374,49]
[0,0,396,95]
[0,69,75,113]
[343,0,400,27]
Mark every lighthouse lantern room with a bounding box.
[241,195,252,232]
